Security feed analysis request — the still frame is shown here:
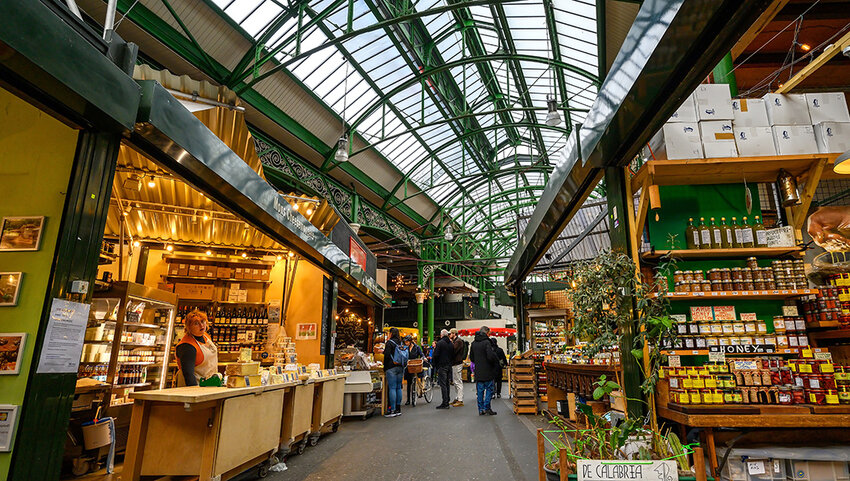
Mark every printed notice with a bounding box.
[0,405,19,452]
[37,299,90,374]
[578,460,676,481]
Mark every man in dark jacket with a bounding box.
[469,326,499,415]
[449,328,466,407]
[430,329,454,409]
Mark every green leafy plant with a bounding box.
[592,374,621,401]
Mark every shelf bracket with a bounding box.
[790,157,827,243]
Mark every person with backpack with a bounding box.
[449,328,467,407]
[403,335,424,406]
[490,337,508,398]
[383,328,408,417]
[430,329,454,409]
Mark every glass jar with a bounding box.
[674,270,685,283]
[808,390,826,405]
[702,280,711,292]
[720,269,732,281]
[742,269,754,281]
[712,280,723,292]
[734,281,746,291]
[777,386,792,404]
[694,270,705,281]
[683,270,694,282]
[792,386,806,404]
[731,268,743,281]
[708,269,721,281]
[754,279,766,290]
[746,257,759,270]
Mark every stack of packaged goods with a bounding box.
[509,357,537,414]
[661,358,849,406]
[671,258,807,293]
[804,282,850,329]
[667,305,809,350]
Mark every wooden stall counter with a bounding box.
[124,383,296,481]
[309,373,349,444]
[544,363,620,420]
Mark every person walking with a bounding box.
[449,328,467,407]
[490,337,508,398]
[403,336,424,406]
[430,329,454,409]
[383,328,406,417]
[469,326,499,415]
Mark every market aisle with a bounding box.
[268,383,543,481]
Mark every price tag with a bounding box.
[826,393,839,404]
[799,364,813,373]
[732,292,739,296]
[814,352,833,361]
[821,363,835,373]
[720,292,727,296]
[668,355,681,367]
[802,348,813,358]
[694,292,705,296]
[773,460,781,474]
[708,350,726,363]
[747,461,766,476]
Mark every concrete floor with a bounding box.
[267,383,547,481]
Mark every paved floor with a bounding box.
[265,383,547,481]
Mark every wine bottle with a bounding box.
[698,217,711,249]
[710,217,722,249]
[685,218,698,249]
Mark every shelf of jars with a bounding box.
[642,247,805,260]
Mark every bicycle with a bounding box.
[415,367,433,403]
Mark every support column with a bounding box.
[478,277,486,308]
[9,131,121,480]
[604,166,643,420]
[712,52,738,97]
[514,284,526,353]
[416,263,424,341]
[427,275,435,343]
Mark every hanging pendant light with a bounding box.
[444,224,454,241]
[335,136,349,162]
[833,149,850,174]
[545,94,561,126]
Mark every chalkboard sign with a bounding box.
[319,277,335,356]
[709,344,775,354]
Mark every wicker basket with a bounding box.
[544,290,571,310]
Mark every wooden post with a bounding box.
[705,427,718,477]
[537,428,546,481]
[559,447,569,481]
[693,446,707,481]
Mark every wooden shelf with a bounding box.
[658,405,850,428]
[164,275,271,284]
[666,289,817,300]
[808,329,850,340]
[642,246,804,260]
[631,154,837,192]
[113,382,151,388]
[121,342,158,348]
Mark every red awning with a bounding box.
[457,327,516,337]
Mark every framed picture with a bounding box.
[0,217,45,251]
[0,333,26,375]
[0,273,22,307]
[0,404,19,452]
[296,323,318,340]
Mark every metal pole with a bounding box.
[427,275,435,343]
[103,0,118,38]
[65,0,83,20]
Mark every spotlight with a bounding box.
[292,203,299,211]
[305,208,313,216]
[288,251,295,258]
[133,241,140,247]
[800,43,811,52]
[147,176,155,188]
[546,94,561,126]
[277,255,283,261]
[203,213,209,221]
[166,245,173,252]
[206,250,212,256]
[242,252,248,258]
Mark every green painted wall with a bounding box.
[0,88,79,480]
[647,184,762,251]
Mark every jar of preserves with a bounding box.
[746,257,759,270]
[770,368,782,385]
[742,269,754,281]
[754,279,766,290]
[734,281,746,291]
[720,269,732,281]
[792,386,806,404]
[708,269,721,281]
[776,335,789,347]
[780,367,793,385]
[691,281,701,292]
[839,386,850,405]
[823,375,837,390]
[808,390,826,405]
[731,268,743,281]
[694,270,705,281]
[683,270,694,282]
[778,386,792,404]
[745,281,755,291]
[702,280,711,292]
[712,280,723,292]
[723,280,734,291]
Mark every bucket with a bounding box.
[81,418,112,450]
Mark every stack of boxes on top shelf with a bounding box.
[651,84,850,159]
[510,355,538,414]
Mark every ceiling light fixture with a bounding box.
[305,208,313,216]
[288,251,295,258]
[277,255,283,261]
[292,203,299,211]
[242,252,248,258]
[203,213,209,221]
[546,94,561,126]
[444,224,454,242]
[166,244,173,252]
[800,43,811,52]
[133,240,140,247]
[147,176,156,188]
[334,136,349,163]
[835,149,850,174]
[336,59,351,164]
[206,250,212,256]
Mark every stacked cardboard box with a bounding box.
[510,358,537,414]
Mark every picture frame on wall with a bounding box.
[0,216,45,251]
[0,333,26,375]
[0,273,22,307]
[296,323,318,340]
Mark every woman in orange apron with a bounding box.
[175,309,219,386]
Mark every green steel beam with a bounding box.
[158,0,219,74]
[542,0,574,131]
[346,54,599,133]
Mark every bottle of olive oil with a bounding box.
[699,217,711,249]
[685,217,699,250]
[720,217,733,249]
[710,217,722,249]
[731,217,742,248]
[741,216,755,248]
[754,215,768,247]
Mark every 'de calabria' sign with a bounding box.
[578,460,677,481]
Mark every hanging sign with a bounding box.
[578,460,676,481]
[349,238,367,271]
[709,344,775,355]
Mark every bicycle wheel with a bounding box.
[423,377,433,403]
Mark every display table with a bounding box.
[309,374,348,444]
[124,383,294,481]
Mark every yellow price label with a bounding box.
[821,364,835,373]
[802,348,813,358]
[705,378,717,388]
[692,378,705,389]
[799,364,813,373]
[826,394,839,404]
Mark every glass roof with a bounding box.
[211,0,599,253]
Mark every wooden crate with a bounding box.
[513,374,535,382]
[513,405,538,415]
[513,398,537,407]
[511,359,535,367]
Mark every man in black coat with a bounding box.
[469,326,499,415]
[430,329,454,409]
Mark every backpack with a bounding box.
[461,340,470,360]
[389,339,409,366]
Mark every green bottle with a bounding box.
[741,216,754,248]
[698,217,711,250]
[720,217,733,249]
[710,217,722,249]
[754,215,768,247]
[686,218,699,250]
